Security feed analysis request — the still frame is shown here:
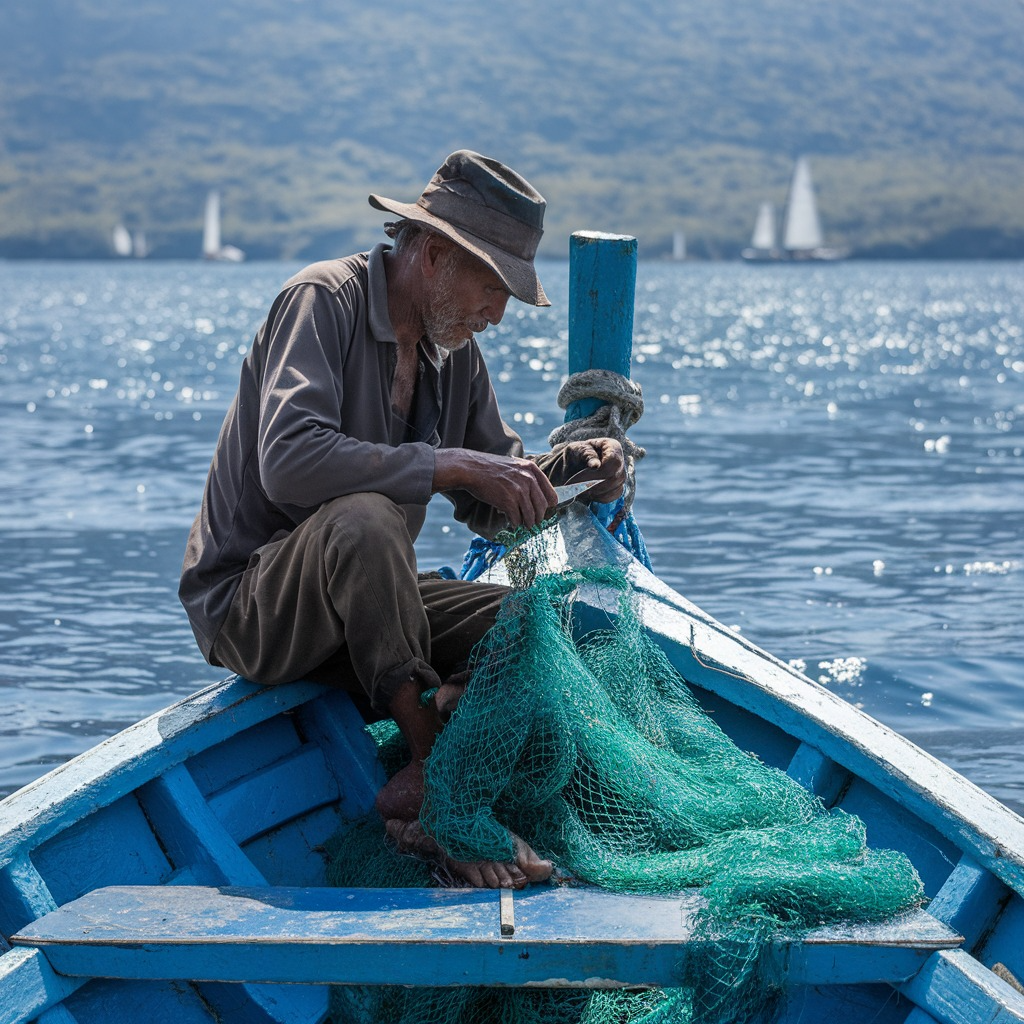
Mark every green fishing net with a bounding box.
[325,521,924,1024]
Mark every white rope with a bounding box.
[547,369,646,510]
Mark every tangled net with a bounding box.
[326,523,924,1024]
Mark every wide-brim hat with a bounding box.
[369,150,549,307]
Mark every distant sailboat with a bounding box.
[112,222,149,258]
[672,230,687,261]
[782,157,823,255]
[112,223,132,257]
[740,202,779,262]
[742,157,848,262]
[202,190,245,262]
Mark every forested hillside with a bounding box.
[3,0,1023,258]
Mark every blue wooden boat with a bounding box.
[3,234,1024,1023]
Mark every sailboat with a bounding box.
[202,190,245,262]
[671,230,687,261]
[740,201,780,262]
[742,157,848,262]
[112,223,150,258]
[111,223,132,257]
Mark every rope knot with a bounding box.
[546,369,646,512]
[547,368,646,462]
[556,368,644,428]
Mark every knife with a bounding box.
[551,479,600,510]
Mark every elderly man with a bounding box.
[179,151,624,888]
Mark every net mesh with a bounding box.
[325,521,925,1024]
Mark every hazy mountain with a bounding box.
[3,0,1023,259]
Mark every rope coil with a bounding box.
[547,369,646,510]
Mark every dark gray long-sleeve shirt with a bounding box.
[179,244,523,659]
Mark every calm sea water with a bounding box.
[1,258,1021,811]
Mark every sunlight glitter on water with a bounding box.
[1,258,1022,807]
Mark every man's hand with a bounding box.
[562,438,626,505]
[433,449,559,528]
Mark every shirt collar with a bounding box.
[368,241,448,373]
[367,243,397,344]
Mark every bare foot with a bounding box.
[385,819,553,890]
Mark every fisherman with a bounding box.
[179,150,625,888]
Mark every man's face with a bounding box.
[423,246,511,352]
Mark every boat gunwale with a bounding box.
[0,677,328,868]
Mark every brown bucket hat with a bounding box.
[369,150,550,307]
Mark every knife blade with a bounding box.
[551,479,600,510]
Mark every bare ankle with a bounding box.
[374,760,425,821]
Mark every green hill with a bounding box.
[3,0,1023,259]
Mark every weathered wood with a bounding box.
[32,784,173,906]
[136,768,328,1024]
[0,677,328,868]
[36,1006,78,1024]
[0,855,58,935]
[137,766,266,887]
[14,884,960,989]
[566,231,637,421]
[926,855,1009,946]
[499,885,515,936]
[0,946,83,1024]
[2,504,1024,1020]
[902,1009,942,1024]
[294,692,384,819]
[899,948,1024,1023]
[206,744,338,846]
[786,742,850,807]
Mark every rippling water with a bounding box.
[1,258,1021,810]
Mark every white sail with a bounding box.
[203,190,245,262]
[112,223,132,257]
[202,190,222,257]
[782,157,823,252]
[672,230,686,261]
[750,202,777,251]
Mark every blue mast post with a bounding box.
[563,230,652,569]
[566,231,638,422]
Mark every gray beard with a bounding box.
[423,253,471,352]
[425,306,469,352]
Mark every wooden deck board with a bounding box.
[14,884,960,990]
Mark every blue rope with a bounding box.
[454,536,509,581]
[590,496,653,571]
[449,499,651,581]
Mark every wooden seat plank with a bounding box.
[13,884,961,990]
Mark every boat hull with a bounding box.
[3,509,1024,1022]
[741,246,851,262]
